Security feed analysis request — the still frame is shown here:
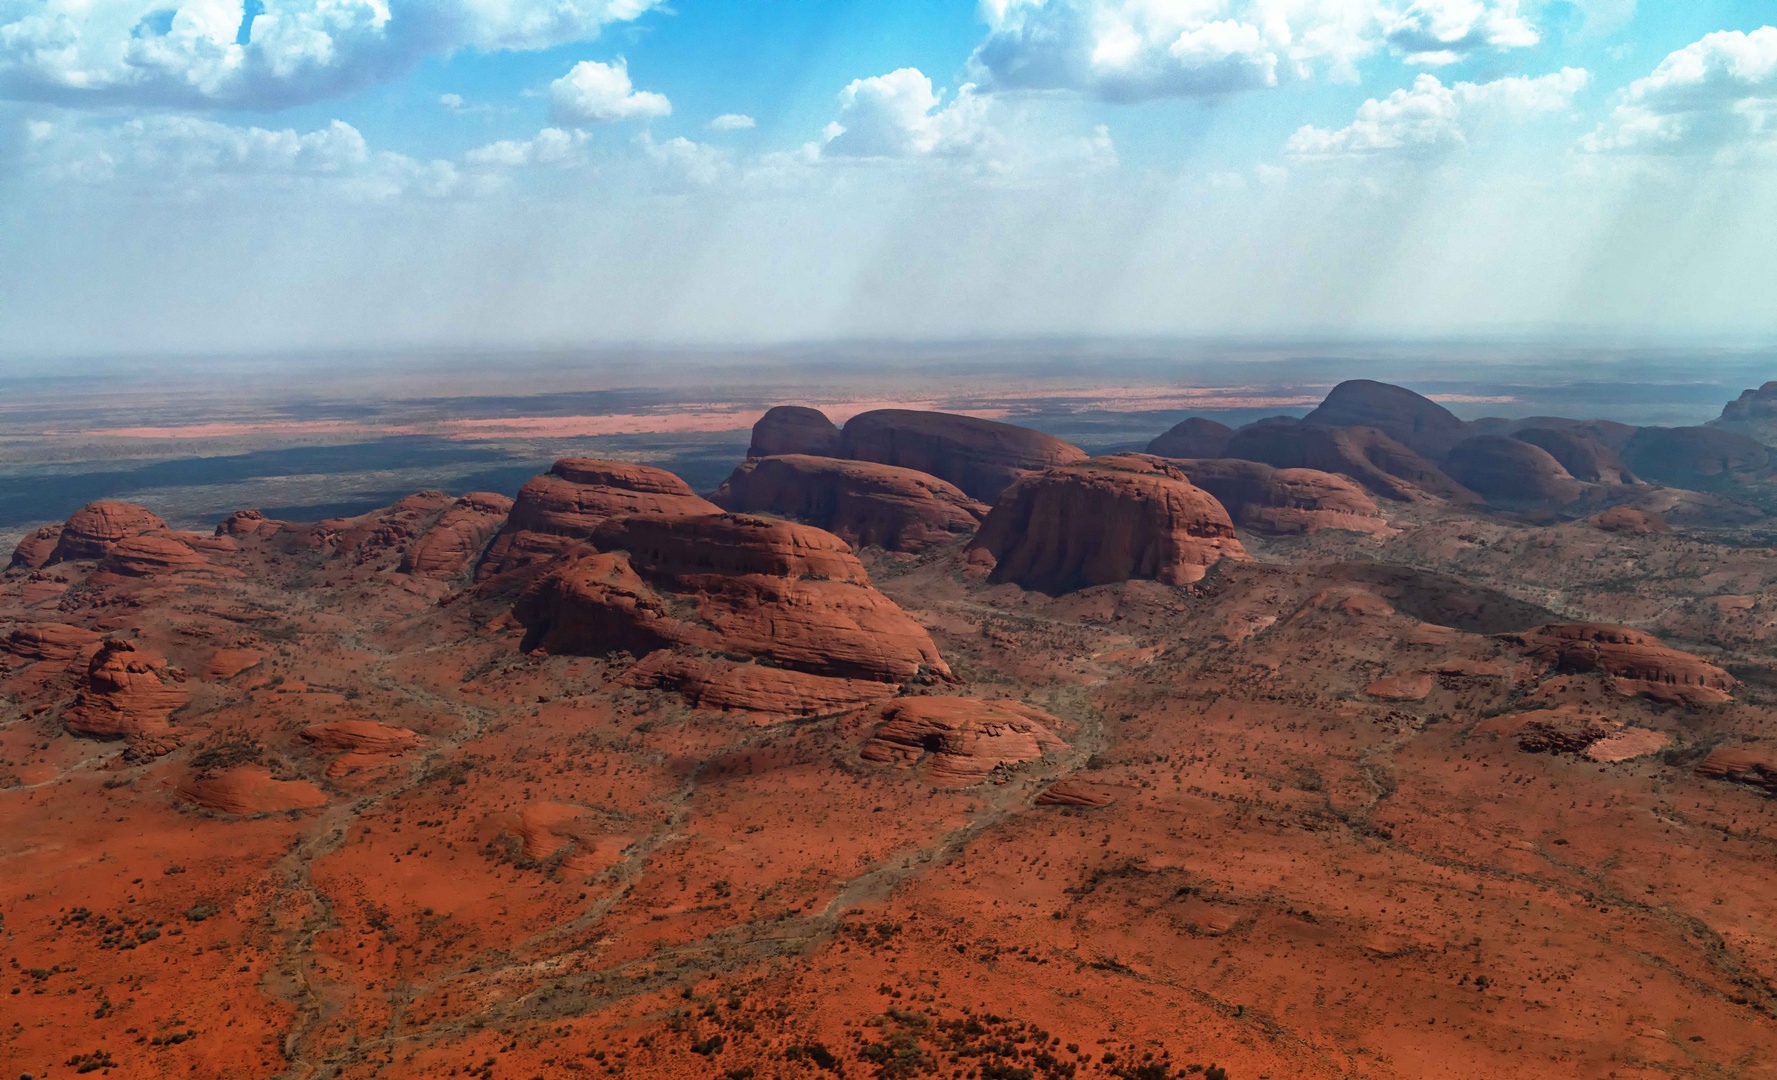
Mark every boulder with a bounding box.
[1146,417,1235,460]
[1162,458,1391,536]
[2,623,104,663]
[839,409,1088,503]
[1035,778,1118,807]
[216,509,288,540]
[1497,623,1736,705]
[1443,436,1586,504]
[749,405,842,458]
[515,514,950,708]
[1696,748,1777,794]
[297,720,420,754]
[399,492,514,580]
[966,455,1248,594]
[857,697,1066,786]
[64,640,189,739]
[1302,380,1470,458]
[709,454,988,553]
[1222,423,1476,504]
[1510,428,1638,484]
[201,648,266,679]
[177,765,327,815]
[43,502,167,564]
[1591,506,1668,534]
[478,460,719,579]
[1622,427,1770,486]
[8,525,61,570]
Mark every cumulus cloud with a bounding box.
[0,0,664,110]
[1581,26,1777,156]
[464,127,589,168]
[822,69,997,159]
[1286,67,1588,158]
[709,113,755,131]
[641,133,727,187]
[548,59,670,125]
[967,0,1545,102]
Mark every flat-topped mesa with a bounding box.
[8,501,169,570]
[1622,426,1771,487]
[399,492,514,581]
[516,513,949,713]
[477,459,719,580]
[839,409,1088,503]
[857,697,1067,787]
[1161,458,1392,536]
[1510,428,1639,485]
[709,454,988,553]
[1443,436,1587,504]
[1498,623,1737,705]
[1221,423,1477,504]
[63,639,189,740]
[749,405,842,458]
[967,454,1248,594]
[1302,380,1471,458]
[1146,417,1235,460]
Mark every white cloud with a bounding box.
[1286,67,1588,158]
[0,0,665,110]
[822,69,996,159]
[709,113,755,131]
[967,0,1545,102]
[465,127,589,168]
[642,133,726,187]
[440,93,466,111]
[548,58,670,125]
[1581,26,1777,157]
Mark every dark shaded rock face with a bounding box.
[1146,417,1235,460]
[966,454,1247,594]
[1622,426,1771,487]
[1221,423,1476,504]
[1301,380,1470,458]
[1443,436,1586,504]
[748,406,843,459]
[839,409,1088,503]
[709,454,987,553]
[1510,428,1638,484]
[1161,458,1392,536]
[1714,381,1777,441]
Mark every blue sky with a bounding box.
[1,1,1775,355]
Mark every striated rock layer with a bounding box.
[1498,623,1736,705]
[839,409,1087,503]
[710,454,987,553]
[63,640,189,739]
[9,502,168,569]
[178,766,328,815]
[3,623,104,663]
[399,492,514,580]
[478,460,718,579]
[967,455,1247,593]
[858,697,1066,786]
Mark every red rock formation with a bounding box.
[478,460,719,579]
[1498,623,1736,705]
[620,653,903,717]
[1362,674,1435,701]
[1302,380,1470,458]
[1145,418,1234,460]
[304,492,457,564]
[709,454,987,553]
[64,640,190,739]
[857,697,1066,787]
[749,405,842,458]
[101,532,213,577]
[1443,436,1587,504]
[1222,423,1476,504]
[499,803,635,874]
[399,492,514,580]
[8,525,61,570]
[37,502,168,564]
[1510,428,1638,484]
[1696,748,1777,794]
[1591,506,1668,534]
[298,720,421,754]
[177,765,328,815]
[966,455,1248,593]
[1162,459,1391,536]
[839,410,1088,503]
[516,514,949,710]
[2,623,103,663]
[216,509,288,540]
[201,648,266,679]
[1623,426,1770,486]
[1035,778,1118,807]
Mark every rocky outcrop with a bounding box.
[839,409,1088,503]
[1302,380,1470,458]
[1035,778,1118,807]
[8,526,61,570]
[1443,436,1586,504]
[1696,748,1777,794]
[858,697,1066,786]
[1510,428,1638,484]
[516,513,949,714]
[304,492,457,564]
[478,460,719,579]
[64,640,189,739]
[1222,423,1476,503]
[1713,381,1777,442]
[709,455,988,553]
[399,492,513,580]
[201,648,266,679]
[2,623,103,663]
[966,455,1248,594]
[1146,417,1235,460]
[177,765,327,815]
[1362,673,1435,701]
[1163,459,1392,536]
[499,802,634,874]
[216,509,289,540]
[297,720,420,754]
[1591,506,1668,534]
[1622,427,1770,487]
[749,406,842,458]
[101,532,214,577]
[1498,623,1736,705]
[619,652,903,716]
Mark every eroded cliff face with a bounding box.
[710,454,987,553]
[838,408,1089,502]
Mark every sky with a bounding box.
[0,0,1775,357]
